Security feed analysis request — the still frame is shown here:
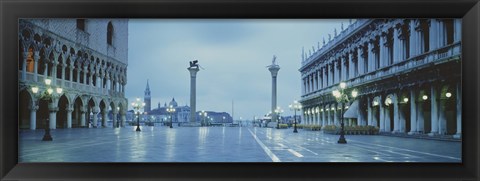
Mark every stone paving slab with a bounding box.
[18,126,461,162]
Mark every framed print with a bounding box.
[1,0,479,180]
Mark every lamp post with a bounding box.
[332,82,358,144]
[199,110,207,127]
[131,98,145,131]
[166,105,176,128]
[274,107,284,129]
[289,100,302,133]
[31,78,63,141]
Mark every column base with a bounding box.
[427,132,438,137]
[407,131,418,135]
[453,133,462,139]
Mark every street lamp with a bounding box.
[131,98,145,131]
[199,110,207,127]
[166,105,176,128]
[274,107,284,129]
[31,78,63,141]
[289,100,302,133]
[332,82,358,144]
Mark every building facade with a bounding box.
[19,19,129,129]
[299,19,461,138]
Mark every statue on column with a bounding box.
[189,60,199,68]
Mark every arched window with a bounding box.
[107,22,113,45]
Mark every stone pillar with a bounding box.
[393,94,400,133]
[429,19,439,51]
[188,66,200,123]
[379,96,385,131]
[21,52,28,80]
[301,78,305,95]
[384,105,391,132]
[372,106,378,127]
[92,106,100,128]
[34,52,40,82]
[322,106,326,128]
[368,40,375,72]
[327,105,332,125]
[268,64,280,124]
[437,20,447,47]
[409,20,418,57]
[323,66,328,88]
[349,52,355,79]
[393,25,401,63]
[341,56,347,81]
[61,63,66,86]
[80,107,87,127]
[69,65,74,83]
[429,85,439,136]
[357,45,365,75]
[367,97,372,126]
[417,100,425,133]
[453,19,462,43]
[379,32,387,68]
[334,104,339,126]
[454,83,462,138]
[408,89,418,134]
[66,106,73,128]
[417,21,426,54]
[48,103,58,129]
[121,113,126,127]
[102,109,108,127]
[29,102,38,130]
[438,99,447,134]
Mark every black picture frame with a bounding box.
[1,0,479,180]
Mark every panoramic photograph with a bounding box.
[18,18,462,162]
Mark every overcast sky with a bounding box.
[126,19,349,120]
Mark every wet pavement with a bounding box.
[18,126,461,162]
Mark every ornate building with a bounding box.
[18,19,129,129]
[299,19,462,138]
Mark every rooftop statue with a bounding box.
[189,60,199,68]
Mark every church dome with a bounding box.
[169,98,178,107]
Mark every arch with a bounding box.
[56,54,63,79]
[99,99,108,127]
[33,33,41,44]
[22,29,32,41]
[87,97,97,127]
[72,95,85,128]
[19,89,33,129]
[56,94,69,128]
[107,21,114,45]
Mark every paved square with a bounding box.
[19,126,461,162]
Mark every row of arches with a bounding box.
[302,82,461,136]
[19,88,128,130]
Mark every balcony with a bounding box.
[19,73,124,98]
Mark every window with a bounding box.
[76,19,85,31]
[107,22,113,45]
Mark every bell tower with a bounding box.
[144,79,151,112]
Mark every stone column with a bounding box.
[188,66,200,123]
[429,85,439,136]
[357,45,365,75]
[453,19,461,43]
[379,96,385,132]
[454,82,462,138]
[269,64,280,124]
[429,19,439,51]
[393,25,400,63]
[323,66,328,88]
[34,52,40,82]
[409,20,418,57]
[379,32,387,68]
[437,20,447,47]
[29,102,38,130]
[102,109,108,127]
[80,107,87,127]
[121,113,127,127]
[21,52,28,80]
[349,52,355,79]
[322,106,326,128]
[341,56,347,81]
[92,106,100,128]
[438,99,447,135]
[334,104,339,126]
[393,94,400,133]
[367,97,372,126]
[417,100,425,133]
[417,21,426,54]
[61,63,66,86]
[327,105,331,125]
[66,106,73,128]
[112,109,118,128]
[368,40,375,72]
[384,105,391,132]
[301,78,305,95]
[48,103,58,129]
[408,89,418,135]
